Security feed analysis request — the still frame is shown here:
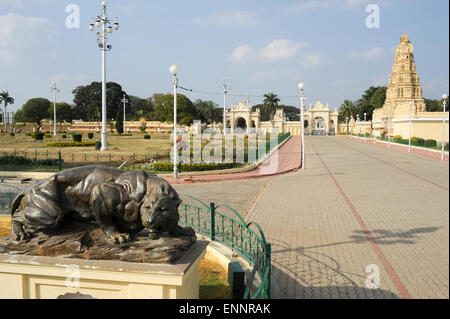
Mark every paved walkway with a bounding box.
[164,136,302,184]
[247,136,449,299]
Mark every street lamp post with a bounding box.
[222,78,230,136]
[442,94,448,161]
[50,82,60,136]
[298,82,305,170]
[409,101,413,153]
[170,65,180,179]
[364,113,367,143]
[121,94,128,134]
[90,1,119,151]
[388,106,391,149]
[373,110,376,144]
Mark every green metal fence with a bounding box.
[179,194,271,299]
[0,184,22,214]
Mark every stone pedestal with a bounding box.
[0,240,208,299]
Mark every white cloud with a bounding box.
[231,39,310,63]
[230,45,255,62]
[260,39,308,62]
[350,47,384,61]
[193,10,256,25]
[0,13,56,62]
[302,54,323,67]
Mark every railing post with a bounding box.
[209,202,215,241]
[266,243,271,299]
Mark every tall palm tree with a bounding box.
[339,100,357,135]
[0,91,14,133]
[263,92,280,127]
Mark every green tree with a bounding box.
[194,99,222,125]
[72,82,127,122]
[356,86,380,107]
[263,92,280,127]
[128,95,154,120]
[0,90,14,132]
[252,104,299,121]
[339,100,357,134]
[153,93,197,125]
[115,108,124,134]
[19,98,51,130]
[48,102,74,132]
[425,98,449,112]
[369,86,387,109]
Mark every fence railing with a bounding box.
[0,184,22,214]
[179,194,271,299]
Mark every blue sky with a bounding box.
[0,0,449,113]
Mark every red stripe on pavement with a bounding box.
[310,142,413,299]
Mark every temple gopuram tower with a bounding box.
[373,33,427,136]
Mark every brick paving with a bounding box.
[246,136,449,299]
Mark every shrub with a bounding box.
[9,133,15,137]
[72,134,82,142]
[151,162,238,172]
[46,141,97,147]
[33,132,44,141]
[144,135,151,140]
[62,134,67,139]
[411,137,425,146]
[88,133,94,139]
[393,135,403,142]
[26,132,32,137]
[44,134,52,139]
[424,139,437,148]
[0,155,60,166]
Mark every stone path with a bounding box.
[246,136,449,299]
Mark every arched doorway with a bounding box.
[329,120,335,136]
[312,117,326,136]
[304,120,309,135]
[236,118,247,132]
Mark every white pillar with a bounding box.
[442,97,447,161]
[100,17,108,151]
[173,77,178,179]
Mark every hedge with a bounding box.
[411,137,425,146]
[0,155,60,166]
[88,133,94,139]
[151,162,238,172]
[424,139,437,148]
[46,141,97,147]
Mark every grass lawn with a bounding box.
[0,132,173,159]
[199,258,232,299]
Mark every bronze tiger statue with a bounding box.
[10,165,194,244]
